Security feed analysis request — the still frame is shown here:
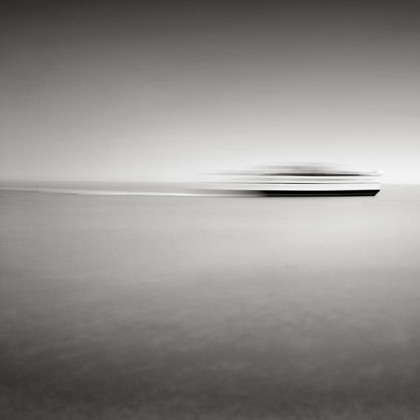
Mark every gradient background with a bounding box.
[1,0,419,183]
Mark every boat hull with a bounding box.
[202,182,381,196]
[260,189,380,197]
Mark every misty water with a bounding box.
[1,186,420,419]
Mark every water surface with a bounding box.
[1,185,420,418]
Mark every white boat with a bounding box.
[202,163,382,196]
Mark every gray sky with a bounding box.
[1,0,420,182]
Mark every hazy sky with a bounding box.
[1,0,420,182]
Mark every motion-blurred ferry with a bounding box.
[204,163,382,196]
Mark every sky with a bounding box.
[1,0,420,183]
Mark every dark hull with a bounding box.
[260,189,380,197]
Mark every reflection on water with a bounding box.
[1,186,420,418]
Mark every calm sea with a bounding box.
[1,185,420,418]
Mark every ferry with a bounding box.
[203,163,382,196]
